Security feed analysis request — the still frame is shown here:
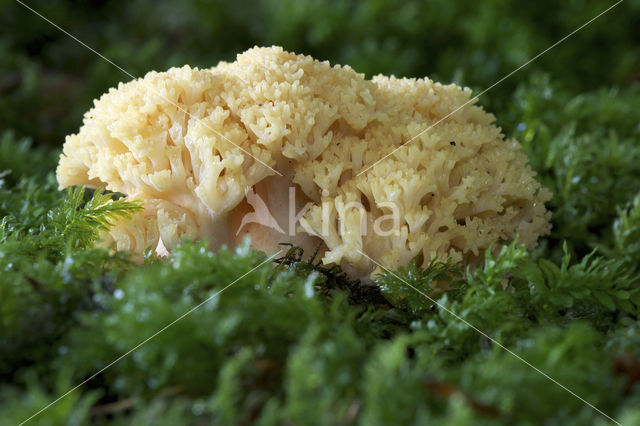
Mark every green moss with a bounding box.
[1,1,640,424]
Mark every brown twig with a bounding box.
[614,352,640,395]
[424,376,499,417]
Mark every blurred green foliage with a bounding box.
[1,0,638,146]
[1,0,640,425]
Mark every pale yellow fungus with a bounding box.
[57,46,551,279]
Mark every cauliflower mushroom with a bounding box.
[57,46,551,280]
